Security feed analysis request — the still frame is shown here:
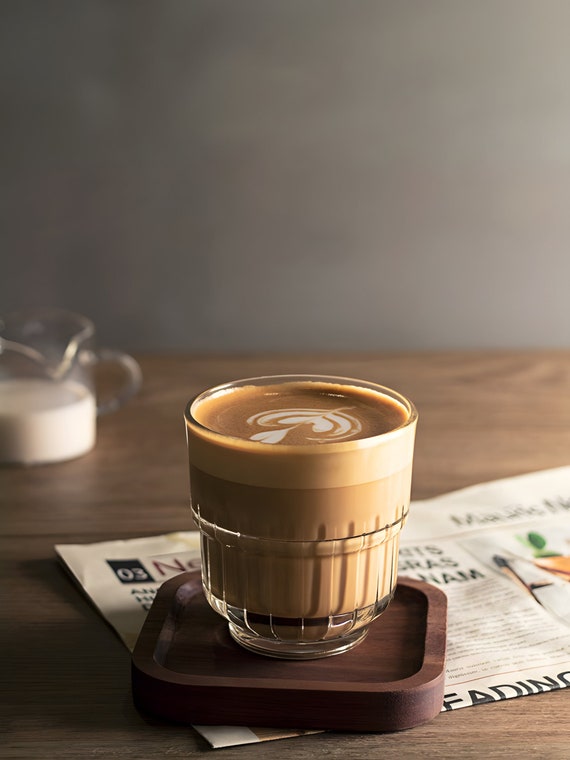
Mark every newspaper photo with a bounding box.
[398,467,570,711]
[56,465,570,748]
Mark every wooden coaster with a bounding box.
[132,571,447,732]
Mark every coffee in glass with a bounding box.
[185,374,417,659]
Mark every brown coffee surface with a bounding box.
[192,380,408,446]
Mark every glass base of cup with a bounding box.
[228,619,370,659]
[206,592,393,659]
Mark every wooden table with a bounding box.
[3,352,570,759]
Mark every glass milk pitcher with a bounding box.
[0,308,142,465]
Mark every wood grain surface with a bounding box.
[2,352,570,758]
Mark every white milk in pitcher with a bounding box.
[0,378,96,464]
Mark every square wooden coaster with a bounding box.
[132,571,447,732]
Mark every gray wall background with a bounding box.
[2,1,569,353]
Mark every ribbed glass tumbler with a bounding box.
[185,374,417,659]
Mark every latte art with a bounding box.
[190,378,409,446]
[247,407,362,444]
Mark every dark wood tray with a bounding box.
[131,571,447,732]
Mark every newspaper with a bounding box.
[399,466,570,710]
[56,466,570,748]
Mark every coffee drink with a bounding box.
[185,375,417,658]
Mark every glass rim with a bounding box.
[185,373,417,451]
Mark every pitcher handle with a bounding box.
[88,348,143,416]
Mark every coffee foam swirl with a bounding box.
[247,407,362,444]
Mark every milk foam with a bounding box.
[186,378,416,490]
[0,378,96,464]
[247,407,362,444]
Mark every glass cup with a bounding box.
[184,374,417,659]
[0,307,142,465]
